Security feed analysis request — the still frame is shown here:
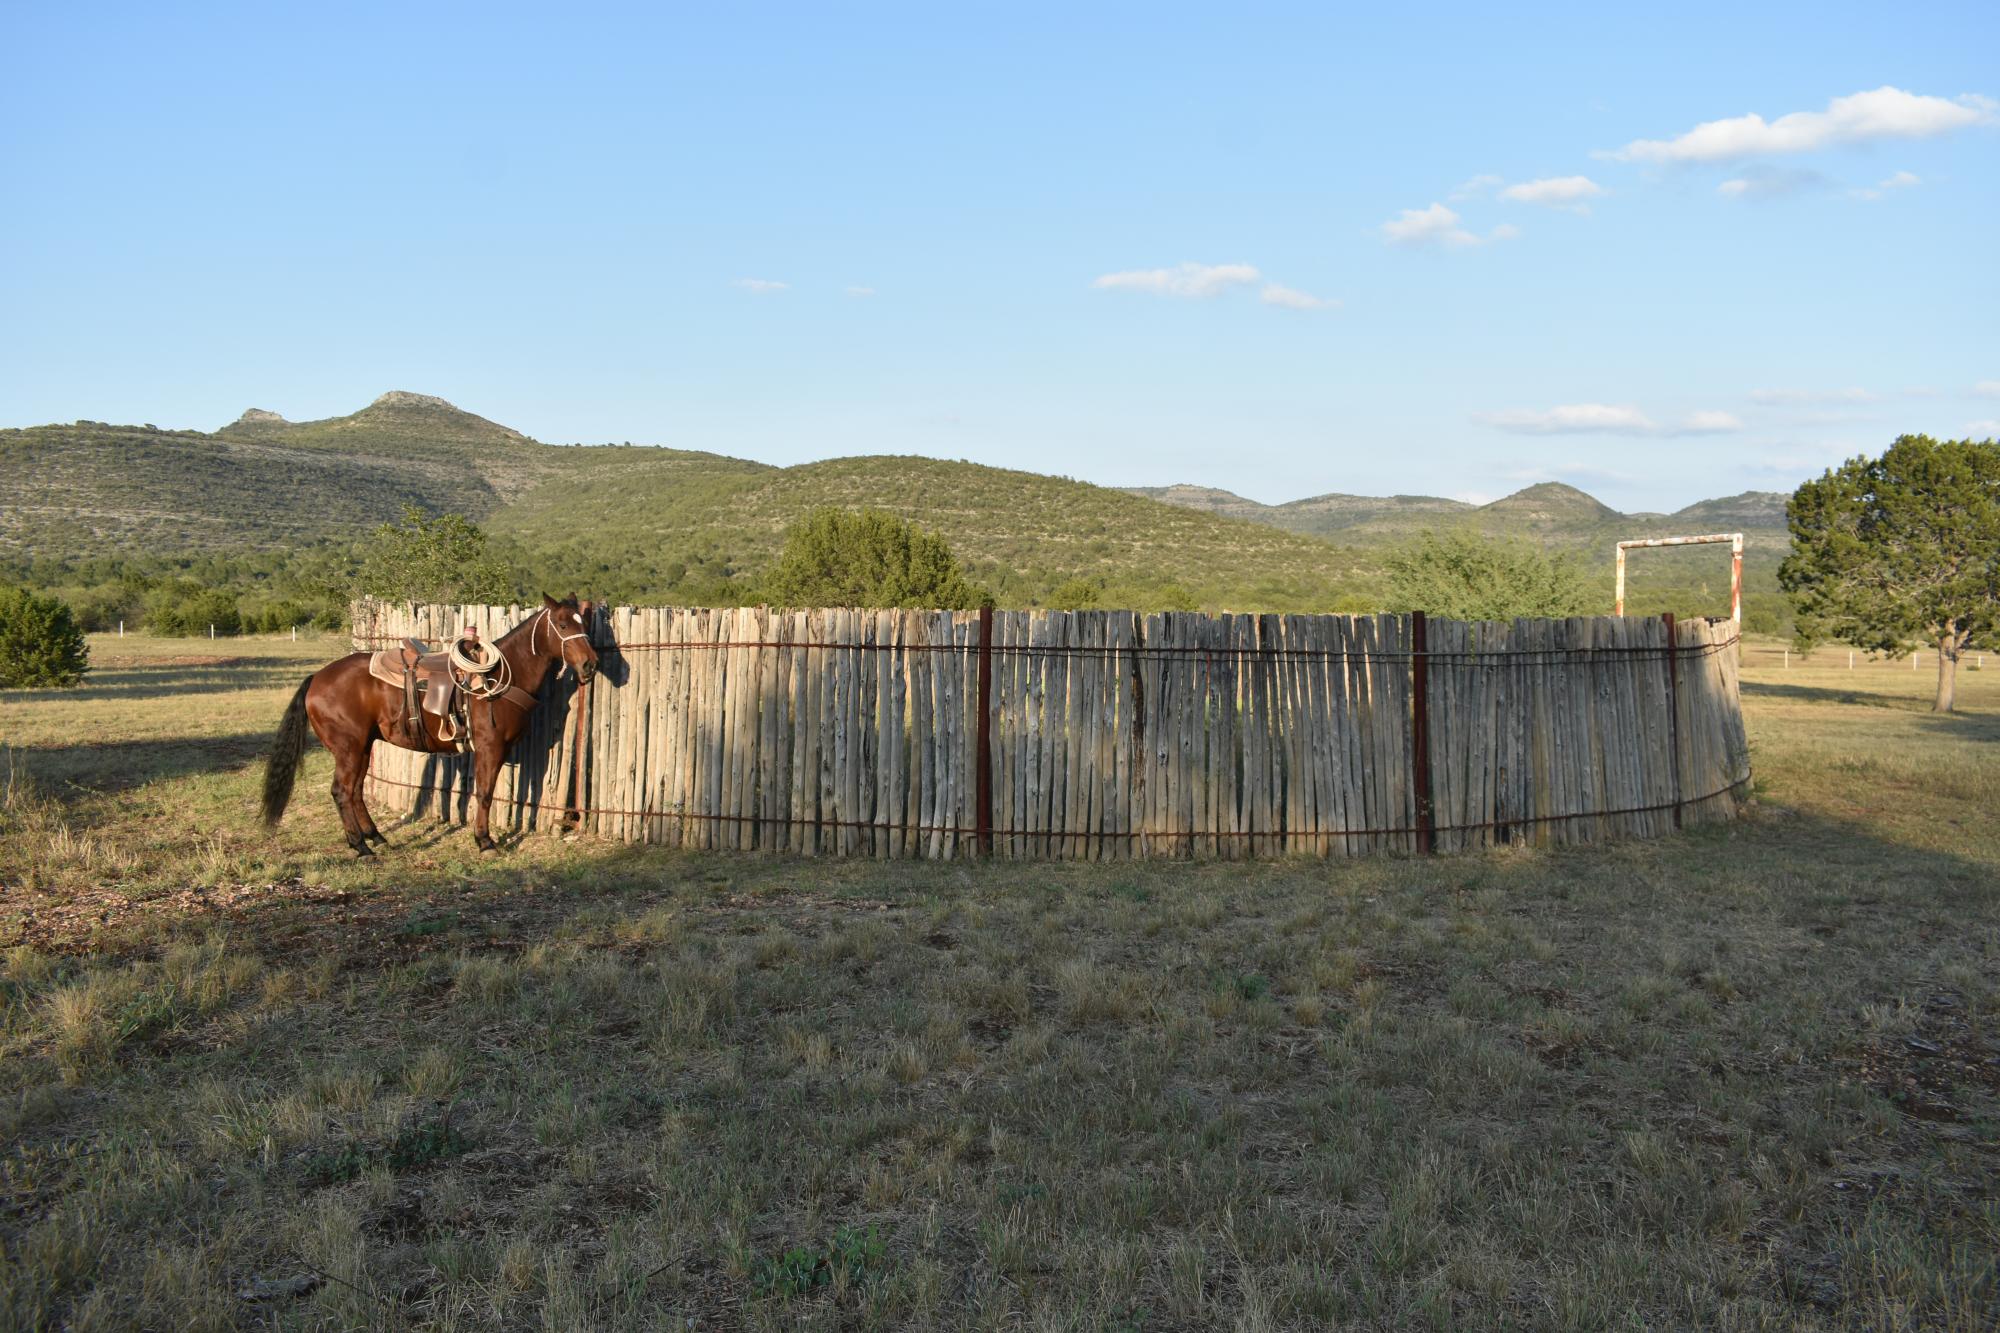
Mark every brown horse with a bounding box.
[261,595,600,855]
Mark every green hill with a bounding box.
[2,391,1794,624]
[0,394,557,560]
[496,453,1373,611]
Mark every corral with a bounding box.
[354,603,1750,859]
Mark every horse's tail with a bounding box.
[262,675,315,827]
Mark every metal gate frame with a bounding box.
[1613,532,1742,624]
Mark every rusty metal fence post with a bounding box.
[976,605,994,856]
[1662,611,1681,829]
[1411,611,1434,854]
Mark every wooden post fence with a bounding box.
[352,602,1751,859]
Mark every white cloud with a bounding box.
[1852,169,1922,201]
[1499,175,1605,211]
[1450,173,1503,200]
[1259,283,1337,310]
[1380,203,1518,248]
[844,286,876,297]
[1092,262,1260,298]
[1716,166,1830,199]
[1974,380,2000,397]
[1476,403,1744,436]
[1478,403,1659,434]
[1607,86,1996,163]
[1749,387,1878,405]
[1965,419,2000,437]
[732,278,789,293]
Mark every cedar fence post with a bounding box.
[1411,611,1434,854]
[976,604,994,857]
[1662,611,1680,830]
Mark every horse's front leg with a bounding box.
[470,736,505,853]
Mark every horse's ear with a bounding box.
[541,593,558,609]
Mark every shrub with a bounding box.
[358,505,514,607]
[1045,577,1102,610]
[144,583,241,636]
[0,586,90,688]
[1385,530,1595,621]
[763,509,989,610]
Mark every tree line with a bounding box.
[6,434,1993,709]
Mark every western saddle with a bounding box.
[368,629,531,750]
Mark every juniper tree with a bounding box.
[0,586,89,688]
[1780,434,2000,712]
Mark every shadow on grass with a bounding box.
[1740,676,1982,713]
[162,796,2000,971]
[14,733,274,796]
[8,664,313,703]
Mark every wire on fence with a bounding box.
[350,632,1741,666]
[364,765,1749,843]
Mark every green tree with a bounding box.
[1780,434,2000,712]
[763,509,989,609]
[143,581,242,636]
[358,506,513,607]
[1045,577,1101,610]
[0,586,90,687]
[1385,530,1596,621]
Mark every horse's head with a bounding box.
[540,594,599,685]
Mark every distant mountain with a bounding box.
[1121,475,1792,623]
[1123,478,1790,553]
[1123,485,1478,535]
[1477,481,1622,526]
[1,391,1791,618]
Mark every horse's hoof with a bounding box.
[367,831,390,846]
[351,843,375,859]
[473,836,497,854]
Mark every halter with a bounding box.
[531,606,591,660]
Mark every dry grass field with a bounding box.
[1,632,1994,1330]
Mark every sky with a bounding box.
[2,2,1996,512]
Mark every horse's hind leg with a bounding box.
[349,750,388,846]
[350,756,388,840]
[330,741,375,858]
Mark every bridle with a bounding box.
[531,606,593,668]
